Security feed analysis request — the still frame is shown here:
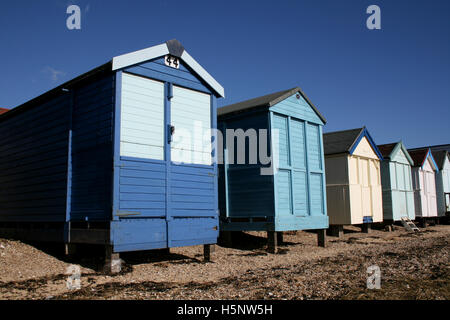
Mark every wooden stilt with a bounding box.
[329,225,344,238]
[276,232,283,245]
[317,229,327,248]
[362,223,372,233]
[420,219,427,228]
[64,243,77,256]
[104,245,121,274]
[203,244,212,262]
[219,231,233,247]
[267,231,277,253]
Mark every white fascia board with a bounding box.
[112,43,169,71]
[112,43,225,98]
[181,51,225,98]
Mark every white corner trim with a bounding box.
[181,51,225,98]
[112,43,169,71]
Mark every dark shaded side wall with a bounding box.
[70,73,115,222]
[0,71,115,227]
[0,93,71,222]
[218,110,275,220]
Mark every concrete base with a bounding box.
[317,229,327,248]
[104,246,121,274]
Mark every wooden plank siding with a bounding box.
[0,94,71,222]
[379,143,415,221]
[218,90,328,232]
[70,74,115,221]
[110,56,220,251]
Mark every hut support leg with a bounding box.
[65,243,76,256]
[329,225,344,238]
[203,244,213,262]
[420,219,427,228]
[267,231,277,253]
[317,229,327,248]
[362,224,371,233]
[219,231,233,247]
[277,232,284,245]
[104,245,121,274]
[159,248,170,255]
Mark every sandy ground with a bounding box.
[0,224,449,300]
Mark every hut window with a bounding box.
[397,163,405,190]
[290,119,305,169]
[120,73,165,160]
[306,123,321,170]
[272,114,290,167]
[170,85,212,165]
[391,162,397,189]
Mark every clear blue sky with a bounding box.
[0,0,448,148]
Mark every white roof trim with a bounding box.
[112,43,169,71]
[180,51,225,98]
[111,42,225,97]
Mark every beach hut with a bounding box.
[323,127,383,236]
[377,142,415,224]
[433,150,450,217]
[0,40,224,271]
[410,149,450,218]
[407,149,439,226]
[218,87,329,252]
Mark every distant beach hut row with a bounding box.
[0,40,448,270]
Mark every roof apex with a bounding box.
[218,87,326,123]
[112,40,224,97]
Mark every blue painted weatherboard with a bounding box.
[110,55,220,252]
[218,111,275,223]
[0,40,222,253]
[379,142,415,221]
[0,93,71,223]
[70,74,115,221]
[218,89,328,232]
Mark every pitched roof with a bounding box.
[377,141,413,165]
[407,149,429,167]
[1,40,224,122]
[0,108,9,115]
[406,148,439,172]
[113,39,224,97]
[431,150,449,170]
[377,143,398,158]
[323,127,383,160]
[410,144,450,153]
[323,128,364,155]
[217,87,326,123]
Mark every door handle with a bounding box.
[168,125,175,143]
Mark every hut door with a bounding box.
[166,85,214,247]
[360,158,372,217]
[445,194,450,212]
[424,170,437,216]
[170,85,212,166]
